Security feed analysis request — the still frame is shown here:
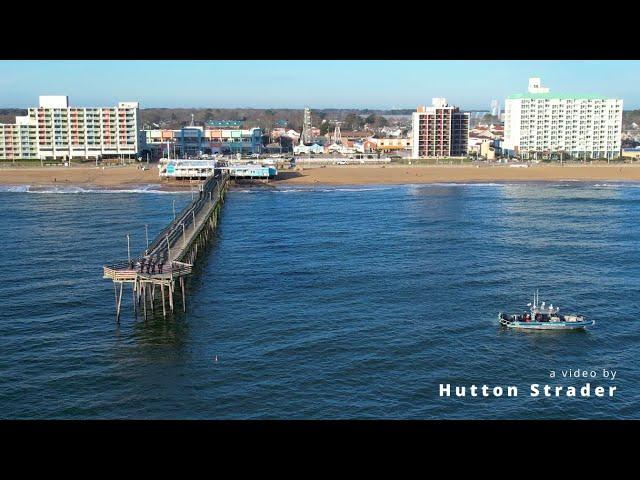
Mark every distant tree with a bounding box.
[343,113,364,131]
[376,116,388,128]
[481,113,500,124]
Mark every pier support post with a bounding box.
[168,281,174,312]
[132,280,137,316]
[161,283,166,318]
[180,276,186,312]
[143,283,147,319]
[147,283,153,314]
[116,282,123,323]
[113,283,118,317]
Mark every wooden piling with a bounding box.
[161,282,166,317]
[116,282,123,323]
[132,280,137,316]
[180,276,186,312]
[143,282,147,319]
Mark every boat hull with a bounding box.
[499,317,594,330]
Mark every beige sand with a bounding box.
[0,164,162,187]
[275,164,640,185]
[2,163,640,188]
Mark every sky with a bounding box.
[0,60,638,110]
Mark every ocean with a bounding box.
[0,182,638,419]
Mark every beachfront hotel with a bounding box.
[0,96,139,161]
[503,77,623,160]
[411,98,469,158]
[140,125,263,157]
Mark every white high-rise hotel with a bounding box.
[504,77,622,160]
[0,96,139,161]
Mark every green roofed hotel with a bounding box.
[503,77,623,160]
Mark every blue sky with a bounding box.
[0,60,638,110]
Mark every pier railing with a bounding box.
[103,259,193,281]
[145,171,228,262]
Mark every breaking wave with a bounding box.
[0,184,188,194]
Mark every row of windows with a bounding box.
[520,99,620,104]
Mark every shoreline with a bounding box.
[2,164,640,189]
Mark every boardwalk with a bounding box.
[103,171,230,321]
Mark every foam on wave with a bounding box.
[0,184,187,194]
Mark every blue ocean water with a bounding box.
[0,182,638,419]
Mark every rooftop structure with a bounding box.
[206,120,244,129]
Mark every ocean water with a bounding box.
[0,182,638,419]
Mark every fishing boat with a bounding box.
[498,291,594,331]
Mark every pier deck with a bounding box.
[103,171,229,321]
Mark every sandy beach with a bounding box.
[275,164,640,185]
[0,164,163,188]
[2,163,640,188]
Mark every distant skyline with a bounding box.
[0,60,638,110]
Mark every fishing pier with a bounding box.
[103,171,230,322]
